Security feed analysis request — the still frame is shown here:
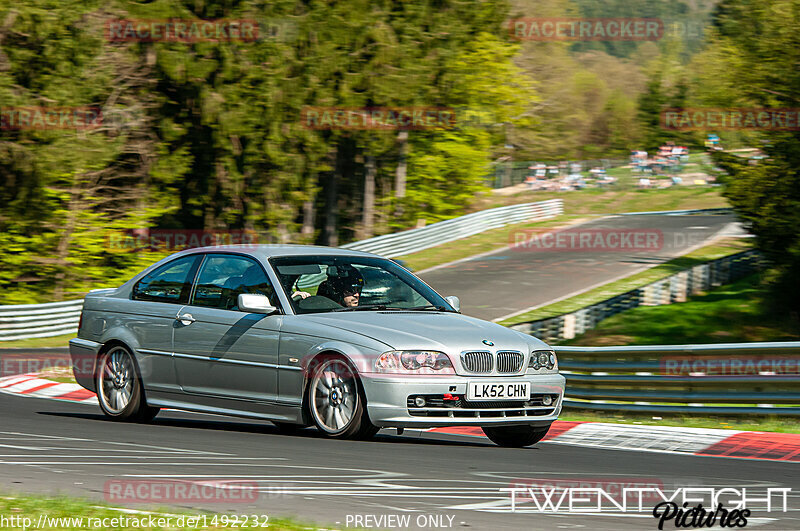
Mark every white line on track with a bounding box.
[0,431,232,455]
[0,461,291,465]
[0,455,288,459]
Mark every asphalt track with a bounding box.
[1,393,798,530]
[419,213,740,321]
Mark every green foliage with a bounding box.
[562,274,800,346]
[0,0,769,306]
[694,0,800,315]
[0,0,530,303]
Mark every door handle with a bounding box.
[177,313,196,325]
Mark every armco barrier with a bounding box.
[555,342,800,415]
[617,207,733,216]
[510,250,762,343]
[0,199,563,341]
[0,343,796,417]
[0,300,83,342]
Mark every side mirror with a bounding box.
[238,294,278,315]
[444,295,460,313]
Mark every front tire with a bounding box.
[307,356,378,440]
[96,345,159,422]
[482,424,551,447]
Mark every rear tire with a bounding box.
[307,356,378,440]
[96,345,159,422]
[482,424,551,447]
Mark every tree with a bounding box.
[695,0,800,314]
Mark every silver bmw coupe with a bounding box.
[70,245,565,447]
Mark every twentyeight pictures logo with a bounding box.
[105,19,259,42]
[509,18,664,41]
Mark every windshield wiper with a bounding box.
[331,304,390,312]
[406,305,449,311]
[332,304,449,312]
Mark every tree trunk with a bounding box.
[302,197,315,237]
[322,170,338,247]
[394,131,408,216]
[53,182,80,300]
[360,154,376,239]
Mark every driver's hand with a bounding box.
[292,291,311,300]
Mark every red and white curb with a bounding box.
[3,374,798,463]
[0,374,97,404]
[430,422,800,463]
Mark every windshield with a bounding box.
[269,255,455,314]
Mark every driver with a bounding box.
[318,265,364,307]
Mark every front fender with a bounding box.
[299,340,381,377]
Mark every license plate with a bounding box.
[467,381,530,401]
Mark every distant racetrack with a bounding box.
[419,213,740,321]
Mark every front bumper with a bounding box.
[360,372,566,428]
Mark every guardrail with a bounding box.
[0,342,796,416]
[555,342,800,415]
[342,199,563,258]
[1,199,564,341]
[510,250,762,343]
[617,207,733,216]
[0,300,84,342]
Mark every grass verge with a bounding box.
[559,409,800,434]
[562,273,800,346]
[0,493,335,530]
[498,237,753,326]
[476,178,726,214]
[0,334,75,349]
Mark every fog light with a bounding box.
[542,395,553,406]
[414,396,426,407]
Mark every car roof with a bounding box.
[169,244,379,261]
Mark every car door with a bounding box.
[172,253,282,407]
[127,254,202,394]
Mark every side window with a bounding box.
[132,255,200,304]
[191,255,276,311]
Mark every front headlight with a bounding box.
[375,350,455,374]
[528,350,557,371]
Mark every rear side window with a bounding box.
[132,255,200,304]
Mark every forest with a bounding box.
[1,0,798,310]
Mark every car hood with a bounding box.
[301,311,549,353]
